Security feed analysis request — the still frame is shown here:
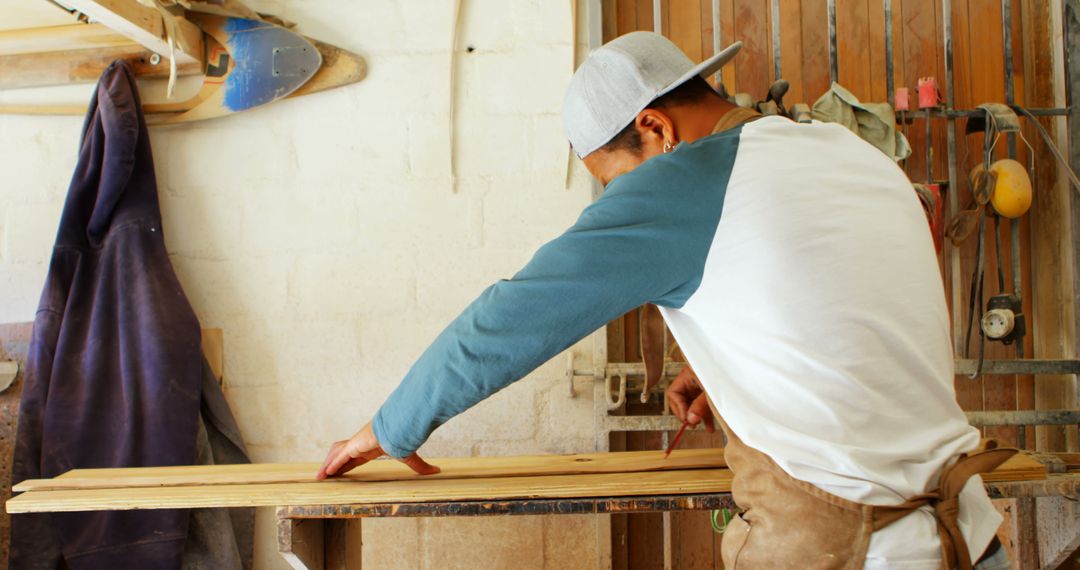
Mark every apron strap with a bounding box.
[869,447,1017,570]
[934,447,1017,570]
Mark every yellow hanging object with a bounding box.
[988,158,1033,218]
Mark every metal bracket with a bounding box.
[604,374,626,411]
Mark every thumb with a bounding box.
[401,453,441,476]
[686,394,712,427]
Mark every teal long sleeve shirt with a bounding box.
[371,128,741,458]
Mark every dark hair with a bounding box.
[598,76,720,155]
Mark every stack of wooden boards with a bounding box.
[5,449,1048,514]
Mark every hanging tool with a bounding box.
[449,0,464,192]
[895,86,910,161]
[639,303,666,403]
[958,103,1033,377]
[986,158,1033,219]
[917,77,941,184]
[1010,105,1080,193]
[604,374,626,411]
[790,103,812,123]
[914,78,944,252]
[757,79,789,117]
[914,182,945,252]
[945,163,995,245]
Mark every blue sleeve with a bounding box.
[372,134,738,458]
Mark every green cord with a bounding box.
[710,508,734,533]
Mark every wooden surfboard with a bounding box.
[154,14,320,123]
[0,19,365,121]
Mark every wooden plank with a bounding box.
[731,0,770,100]
[616,0,638,36]
[946,0,983,419]
[700,0,714,62]
[0,23,130,56]
[60,0,203,65]
[799,0,831,101]
[1027,0,1080,563]
[866,0,887,102]
[325,519,362,570]
[0,45,201,90]
[981,452,1049,483]
[8,453,1050,521]
[1026,0,1077,456]
[603,0,619,42]
[719,0,736,89]
[636,0,655,32]
[1015,497,1039,569]
[669,0,704,61]
[14,449,725,492]
[836,0,872,98]
[778,0,805,103]
[278,516,325,570]
[6,469,736,513]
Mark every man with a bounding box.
[319,32,1012,568]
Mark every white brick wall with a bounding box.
[0,1,603,568]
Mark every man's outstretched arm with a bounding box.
[318,147,731,477]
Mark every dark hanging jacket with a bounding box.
[10,60,252,570]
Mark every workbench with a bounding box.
[274,474,1080,570]
[276,493,737,570]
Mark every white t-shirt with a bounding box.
[660,116,998,566]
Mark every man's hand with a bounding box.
[316,422,441,479]
[666,365,715,433]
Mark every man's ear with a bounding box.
[635,109,676,148]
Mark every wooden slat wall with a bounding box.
[602,0,1069,567]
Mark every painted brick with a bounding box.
[429,374,539,447]
[0,262,47,323]
[406,113,453,179]
[363,518,421,569]
[419,516,545,570]
[169,257,289,321]
[453,112,532,176]
[4,202,61,264]
[357,54,451,114]
[464,48,571,116]
[0,1,600,568]
[251,508,293,570]
[544,515,600,569]
[160,189,244,261]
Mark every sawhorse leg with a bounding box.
[278,511,363,570]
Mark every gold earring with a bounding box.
[663,141,673,153]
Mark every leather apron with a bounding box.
[706,111,1016,569]
[717,414,1014,570]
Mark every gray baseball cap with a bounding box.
[563,32,742,158]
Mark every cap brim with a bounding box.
[656,41,742,99]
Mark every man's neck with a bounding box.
[672,98,741,144]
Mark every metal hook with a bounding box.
[605,374,626,411]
